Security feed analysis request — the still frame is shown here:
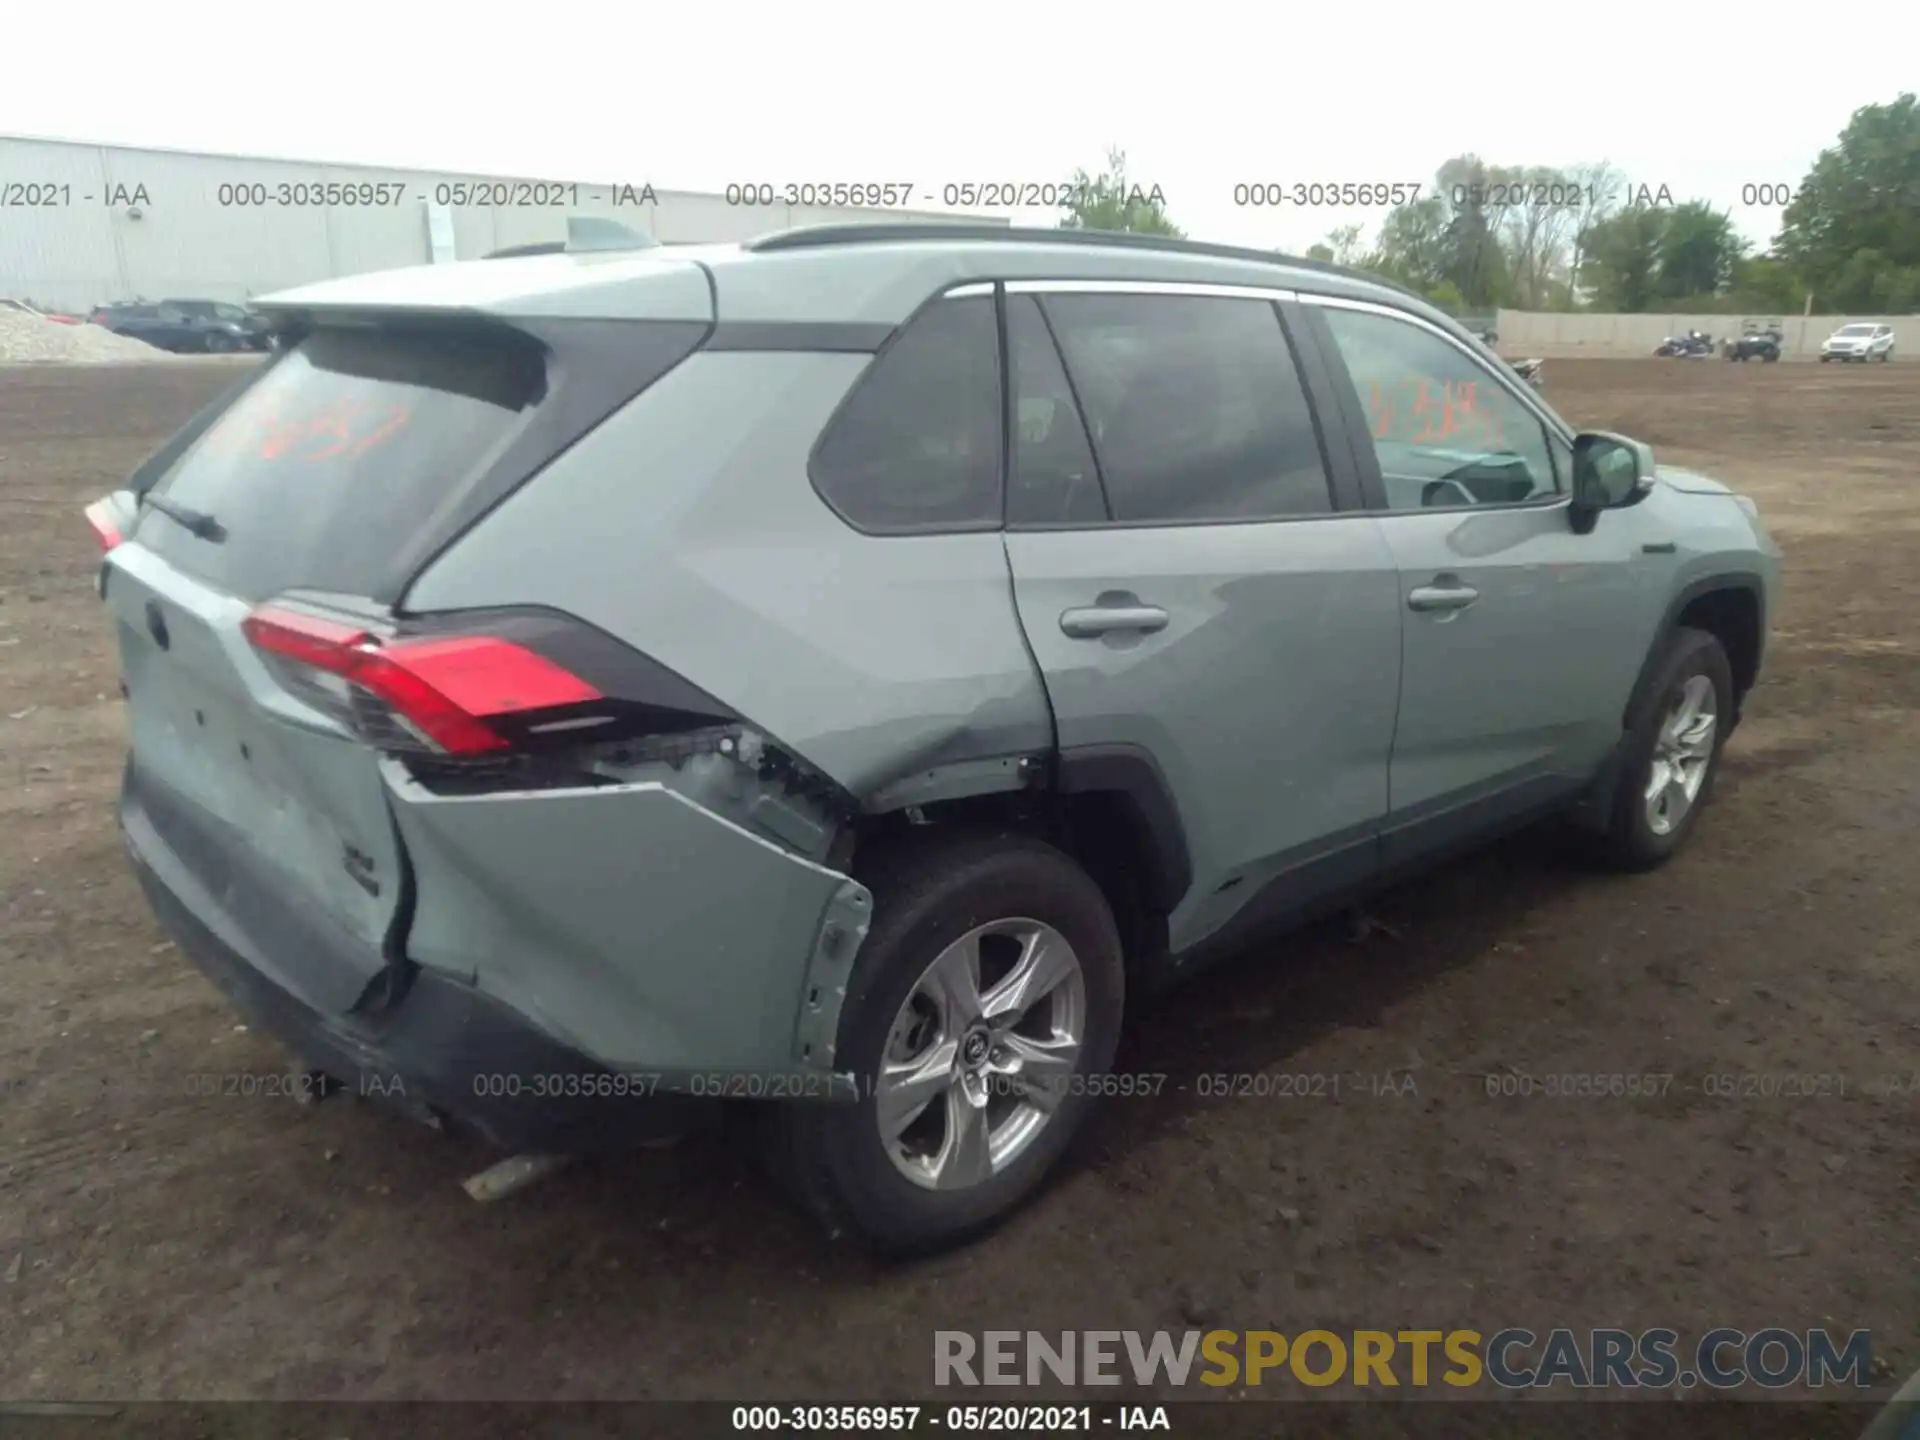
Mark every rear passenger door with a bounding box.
[999,282,1406,957]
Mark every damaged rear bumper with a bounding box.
[128,841,710,1151]
[121,759,875,1154]
[384,766,874,1089]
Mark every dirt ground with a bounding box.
[2,357,1918,1404]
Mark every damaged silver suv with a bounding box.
[86,221,1781,1255]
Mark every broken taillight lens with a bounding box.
[241,603,603,757]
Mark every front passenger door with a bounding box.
[1001,284,1406,956]
[1303,298,1668,867]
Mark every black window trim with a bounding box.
[1003,279,1360,533]
[1012,289,1115,524]
[803,282,1007,538]
[1299,292,1576,519]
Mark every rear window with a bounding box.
[139,325,549,601]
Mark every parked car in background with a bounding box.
[1724,321,1783,363]
[163,299,274,351]
[88,302,257,354]
[1819,323,1895,363]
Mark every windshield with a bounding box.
[1836,324,1875,337]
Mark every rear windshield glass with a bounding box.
[139,325,548,601]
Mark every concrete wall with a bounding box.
[0,136,1006,312]
[1493,309,1909,359]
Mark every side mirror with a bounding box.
[1569,431,1654,532]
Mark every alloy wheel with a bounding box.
[876,919,1086,1191]
[1644,675,1718,836]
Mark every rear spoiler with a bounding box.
[483,214,659,260]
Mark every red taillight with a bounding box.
[241,604,603,756]
[84,499,123,552]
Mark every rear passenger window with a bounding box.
[1041,294,1332,524]
[811,295,1001,533]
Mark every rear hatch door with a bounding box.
[107,307,707,1015]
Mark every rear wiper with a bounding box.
[140,493,227,543]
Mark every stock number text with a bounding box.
[731,1406,927,1431]
[726,182,916,208]
[1234,182,1422,207]
[217,181,408,207]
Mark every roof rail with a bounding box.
[484,241,568,259]
[743,222,1426,302]
[483,214,659,261]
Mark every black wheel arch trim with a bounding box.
[1624,572,1766,730]
[1053,743,1193,914]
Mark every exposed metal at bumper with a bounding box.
[383,767,871,1086]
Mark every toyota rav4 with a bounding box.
[84,222,1781,1255]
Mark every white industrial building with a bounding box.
[0,135,1005,313]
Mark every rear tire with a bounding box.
[764,831,1125,1256]
[1585,627,1734,872]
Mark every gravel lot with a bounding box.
[0,312,191,364]
[2,357,1918,1405]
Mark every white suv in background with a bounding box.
[1820,322,1896,363]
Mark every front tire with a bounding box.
[1587,627,1734,871]
[765,831,1125,1255]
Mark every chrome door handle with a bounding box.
[1407,583,1479,613]
[1059,605,1170,638]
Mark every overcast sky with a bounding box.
[4,0,1911,254]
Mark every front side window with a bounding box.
[810,295,1002,534]
[1040,293,1333,524]
[1318,305,1560,511]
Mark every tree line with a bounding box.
[1060,94,1919,316]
